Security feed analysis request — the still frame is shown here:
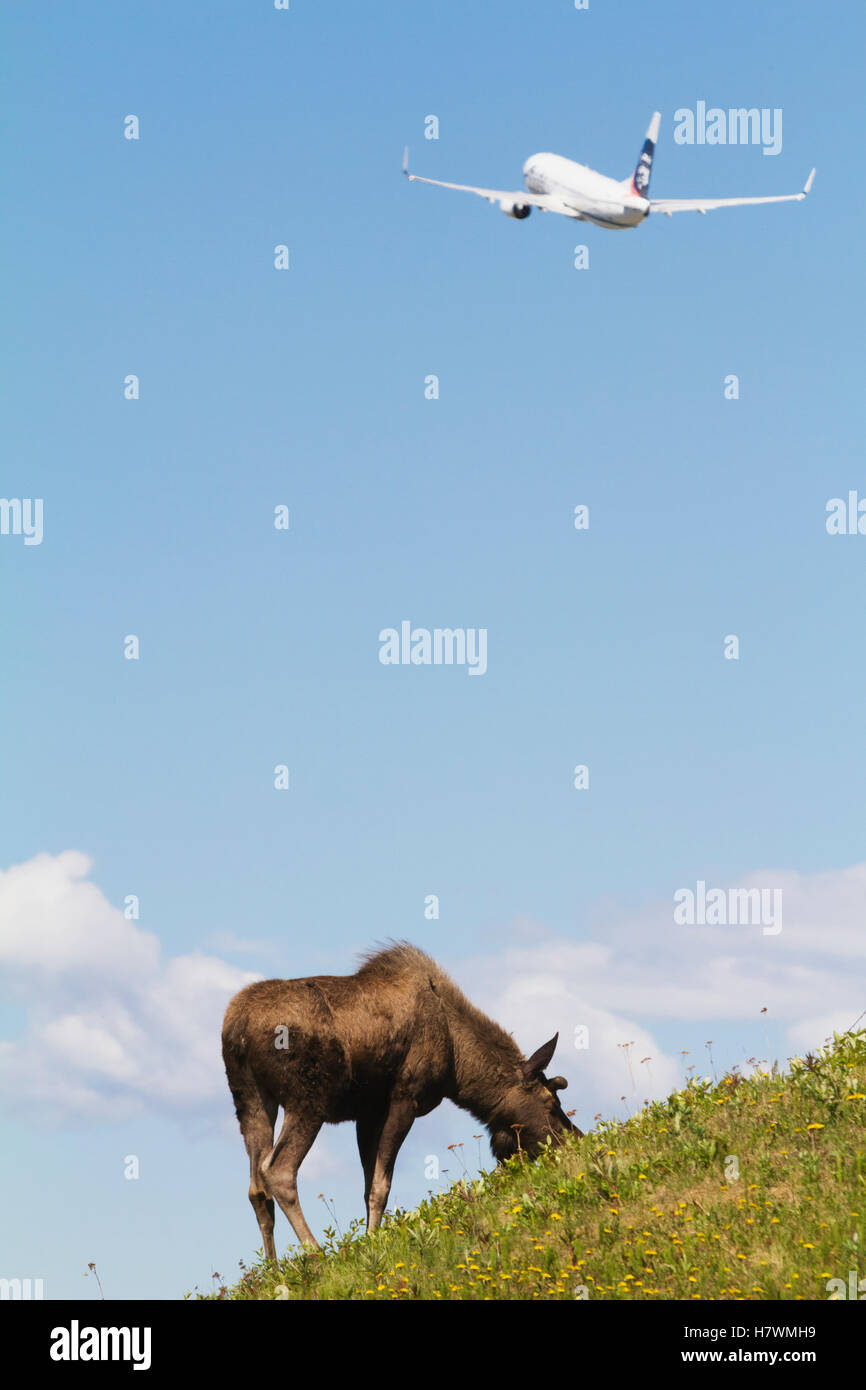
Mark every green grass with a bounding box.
[196,1029,866,1301]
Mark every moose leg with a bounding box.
[366,1097,415,1233]
[261,1110,323,1251]
[356,1109,386,1229]
[238,1094,279,1262]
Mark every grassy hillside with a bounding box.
[198,1029,866,1301]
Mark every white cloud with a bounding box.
[0,850,159,979]
[449,863,866,1123]
[787,1012,861,1053]
[454,943,682,1125]
[1,851,863,1134]
[0,851,259,1124]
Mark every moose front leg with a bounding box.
[365,1097,415,1233]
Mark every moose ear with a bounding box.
[522,1033,559,1082]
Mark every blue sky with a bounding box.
[2,1,865,1300]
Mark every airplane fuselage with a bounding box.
[522,153,649,228]
[403,113,814,230]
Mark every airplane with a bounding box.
[402,112,815,230]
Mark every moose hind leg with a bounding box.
[241,1095,278,1262]
[366,1097,415,1233]
[261,1110,323,1250]
[356,1109,386,1228]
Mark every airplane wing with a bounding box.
[402,148,559,213]
[651,168,815,216]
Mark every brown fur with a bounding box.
[222,942,580,1255]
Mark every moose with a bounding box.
[222,942,580,1256]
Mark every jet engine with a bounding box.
[499,198,532,219]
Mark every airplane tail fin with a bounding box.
[630,112,660,197]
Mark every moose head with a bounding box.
[488,1033,578,1161]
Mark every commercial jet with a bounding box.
[402,112,815,229]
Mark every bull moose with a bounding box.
[222,942,579,1256]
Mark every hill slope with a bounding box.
[200,1029,866,1301]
